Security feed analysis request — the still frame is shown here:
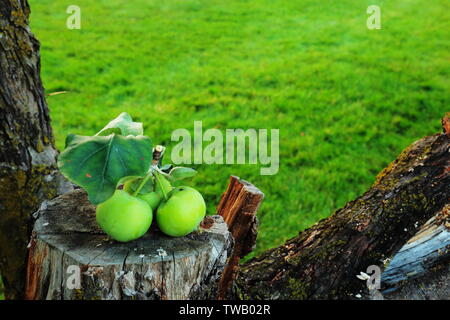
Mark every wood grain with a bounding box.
[217,176,264,299]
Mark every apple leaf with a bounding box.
[168,167,197,181]
[96,112,143,136]
[160,163,173,173]
[58,134,152,204]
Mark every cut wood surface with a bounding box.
[25,189,232,300]
[380,205,450,299]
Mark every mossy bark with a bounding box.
[234,130,450,299]
[0,0,68,299]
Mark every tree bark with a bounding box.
[0,0,71,299]
[233,121,450,300]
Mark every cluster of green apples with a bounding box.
[96,171,206,242]
[57,113,206,243]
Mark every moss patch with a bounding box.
[288,278,310,300]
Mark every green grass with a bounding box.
[26,0,449,259]
[0,276,3,300]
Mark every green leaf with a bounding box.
[96,112,143,136]
[58,134,152,204]
[168,167,197,181]
[160,164,173,173]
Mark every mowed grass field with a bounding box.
[25,0,450,256]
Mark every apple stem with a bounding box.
[132,170,152,197]
[152,145,166,167]
[154,170,169,201]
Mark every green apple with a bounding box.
[156,186,206,237]
[138,173,173,210]
[96,190,152,242]
[137,191,161,211]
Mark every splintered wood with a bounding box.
[216,176,264,299]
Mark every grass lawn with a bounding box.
[24,0,449,261]
[0,276,3,300]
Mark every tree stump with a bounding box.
[25,189,232,300]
